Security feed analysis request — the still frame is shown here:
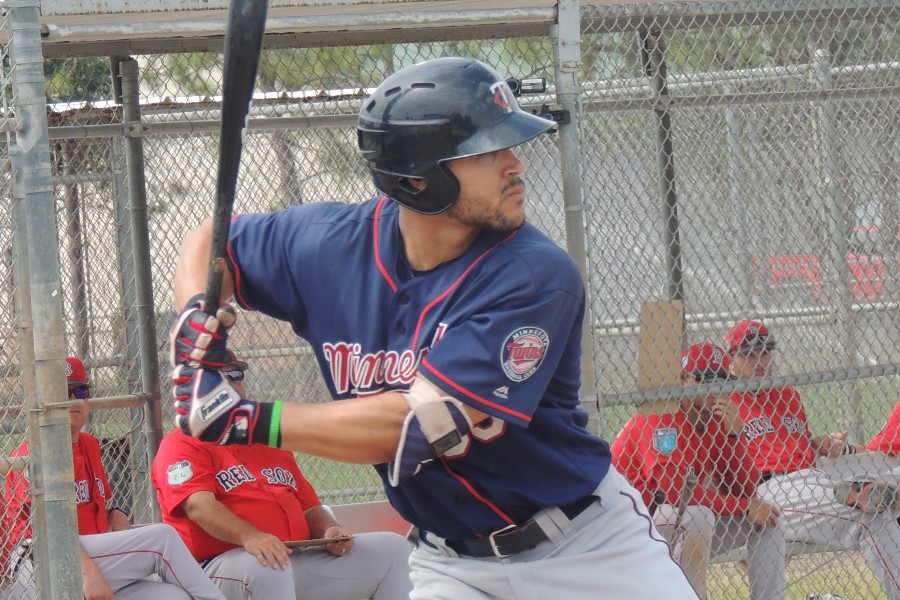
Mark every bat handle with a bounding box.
[672,469,700,532]
[648,490,666,517]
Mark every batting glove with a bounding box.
[173,365,270,445]
[169,294,237,369]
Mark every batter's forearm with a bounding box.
[175,219,236,309]
[277,394,409,463]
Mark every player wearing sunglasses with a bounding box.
[1,356,226,600]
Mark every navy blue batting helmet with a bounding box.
[357,57,555,215]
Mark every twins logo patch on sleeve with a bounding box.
[167,460,194,486]
[501,327,548,382]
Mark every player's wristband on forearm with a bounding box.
[251,402,283,447]
[841,442,858,456]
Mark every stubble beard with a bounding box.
[446,179,526,232]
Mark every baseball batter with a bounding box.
[612,343,785,600]
[725,320,900,600]
[151,353,412,600]
[1,357,225,600]
[168,57,698,598]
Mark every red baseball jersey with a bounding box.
[2,433,111,569]
[732,386,815,474]
[611,411,759,516]
[866,400,900,455]
[152,429,321,561]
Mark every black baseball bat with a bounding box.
[204,0,269,315]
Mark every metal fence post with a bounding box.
[7,1,82,598]
[640,25,685,311]
[553,0,600,429]
[813,45,864,440]
[118,56,165,519]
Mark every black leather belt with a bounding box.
[446,494,598,558]
[760,471,785,483]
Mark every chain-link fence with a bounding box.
[1,0,899,598]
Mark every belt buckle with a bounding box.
[488,524,517,558]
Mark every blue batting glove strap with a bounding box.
[172,366,258,445]
[169,294,237,369]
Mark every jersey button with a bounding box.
[397,293,410,304]
[397,323,407,334]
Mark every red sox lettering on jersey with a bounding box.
[215,464,256,491]
[733,386,815,474]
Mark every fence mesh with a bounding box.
[0,1,898,598]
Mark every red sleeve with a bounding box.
[151,431,219,516]
[611,417,653,507]
[2,442,31,572]
[867,401,900,455]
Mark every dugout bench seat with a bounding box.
[328,500,413,537]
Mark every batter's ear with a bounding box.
[401,177,427,192]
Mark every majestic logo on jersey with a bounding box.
[215,464,257,492]
[492,386,509,400]
[323,324,448,395]
[490,81,516,113]
[167,460,194,486]
[653,427,677,455]
[261,467,298,490]
[501,327,548,382]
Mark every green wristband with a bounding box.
[251,402,284,448]
[269,402,283,447]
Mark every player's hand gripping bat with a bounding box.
[204,0,269,314]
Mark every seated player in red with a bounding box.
[1,356,225,600]
[151,351,413,600]
[612,343,785,600]
[725,319,900,600]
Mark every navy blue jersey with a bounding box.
[226,196,611,539]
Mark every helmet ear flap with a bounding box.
[371,164,460,215]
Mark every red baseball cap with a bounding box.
[65,356,90,386]
[681,343,730,381]
[724,320,777,355]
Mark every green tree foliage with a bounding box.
[44,57,112,102]
[257,45,394,91]
[165,53,220,96]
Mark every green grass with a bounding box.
[709,550,888,599]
